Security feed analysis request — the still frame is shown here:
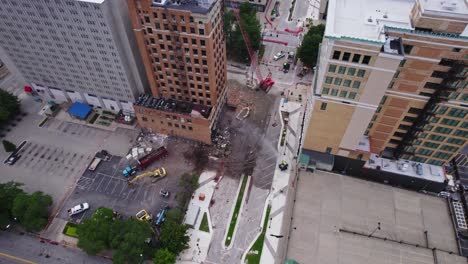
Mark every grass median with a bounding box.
[225,175,249,247]
[246,205,271,264]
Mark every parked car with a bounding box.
[5,154,20,165]
[154,207,168,226]
[273,52,285,61]
[68,203,89,216]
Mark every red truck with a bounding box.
[138,147,168,169]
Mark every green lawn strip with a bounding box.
[63,222,79,238]
[225,175,249,247]
[199,212,210,233]
[246,205,272,264]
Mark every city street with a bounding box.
[0,231,110,264]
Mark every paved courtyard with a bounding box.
[286,170,466,264]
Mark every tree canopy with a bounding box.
[153,248,176,264]
[77,207,115,255]
[297,24,326,67]
[110,218,153,264]
[2,140,16,152]
[12,191,52,232]
[0,89,20,125]
[225,3,262,62]
[158,219,189,255]
[0,182,24,229]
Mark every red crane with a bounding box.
[229,4,274,92]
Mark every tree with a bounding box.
[0,89,20,125]
[225,3,262,62]
[12,191,52,232]
[159,220,189,255]
[110,218,153,264]
[0,182,24,229]
[2,140,16,152]
[297,24,326,67]
[77,207,114,255]
[154,248,176,264]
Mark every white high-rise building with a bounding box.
[0,0,148,113]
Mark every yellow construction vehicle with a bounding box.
[135,209,152,221]
[128,167,166,185]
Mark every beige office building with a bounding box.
[302,0,467,167]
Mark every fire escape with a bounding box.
[393,59,465,159]
[165,8,189,101]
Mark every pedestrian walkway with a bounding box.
[257,99,304,264]
[178,171,217,264]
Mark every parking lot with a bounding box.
[59,137,195,223]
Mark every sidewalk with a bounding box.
[258,98,304,264]
[177,171,217,264]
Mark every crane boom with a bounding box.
[228,3,274,92]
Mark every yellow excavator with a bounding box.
[128,167,166,185]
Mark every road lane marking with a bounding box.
[0,252,37,264]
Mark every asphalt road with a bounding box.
[0,231,110,264]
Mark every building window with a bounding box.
[440,118,460,126]
[417,148,433,156]
[325,76,333,84]
[434,127,452,134]
[447,138,465,145]
[141,117,148,122]
[362,55,371,65]
[347,68,356,76]
[342,52,351,61]
[334,78,342,85]
[331,89,338,96]
[429,134,446,142]
[357,69,365,77]
[403,44,413,54]
[448,108,467,118]
[328,64,336,73]
[437,106,448,114]
[332,50,341,60]
[352,54,361,63]
[338,66,346,74]
[320,102,327,110]
[348,92,356,99]
[423,142,440,149]
[343,80,351,87]
[454,130,468,138]
[339,91,347,98]
[322,87,330,95]
[352,81,361,89]
[441,145,458,152]
[325,147,332,153]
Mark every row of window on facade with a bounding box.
[140,116,194,131]
[332,50,372,65]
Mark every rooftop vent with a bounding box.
[383,12,388,19]
[367,16,373,23]
[441,1,458,11]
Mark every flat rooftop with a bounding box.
[286,170,465,264]
[152,0,216,14]
[135,95,212,119]
[419,0,468,18]
[364,154,446,183]
[326,0,414,42]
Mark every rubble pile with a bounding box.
[126,132,167,162]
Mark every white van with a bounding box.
[68,203,89,216]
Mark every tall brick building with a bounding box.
[301,0,467,167]
[127,0,227,144]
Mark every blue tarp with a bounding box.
[67,102,92,119]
